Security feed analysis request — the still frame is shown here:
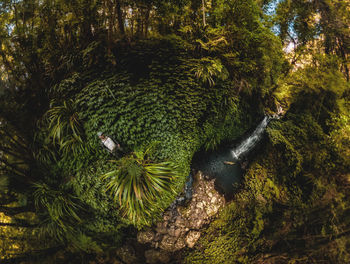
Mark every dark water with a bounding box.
[192,117,272,197]
[192,146,244,197]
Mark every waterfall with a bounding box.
[231,116,271,160]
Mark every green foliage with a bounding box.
[187,56,350,264]
[274,0,350,81]
[101,148,180,228]
[287,54,348,96]
[0,175,8,192]
[43,100,85,156]
[33,177,124,253]
[190,57,229,87]
[33,182,83,242]
[0,0,293,260]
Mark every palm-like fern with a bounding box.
[0,175,8,192]
[44,100,84,155]
[100,151,180,227]
[33,182,83,241]
[191,57,229,87]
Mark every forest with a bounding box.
[0,0,349,263]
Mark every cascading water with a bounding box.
[231,116,271,161]
[190,111,283,196]
[192,114,281,195]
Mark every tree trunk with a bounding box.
[116,0,125,35]
[144,6,151,38]
[202,0,206,26]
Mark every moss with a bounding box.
[186,61,350,263]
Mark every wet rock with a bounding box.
[145,249,171,264]
[137,230,155,244]
[185,231,201,248]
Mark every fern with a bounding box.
[100,149,180,228]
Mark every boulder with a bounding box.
[174,237,186,251]
[185,231,201,248]
[137,230,155,244]
[159,235,178,251]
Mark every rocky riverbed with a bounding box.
[136,170,225,263]
[84,171,226,264]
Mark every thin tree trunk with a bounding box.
[144,5,151,38]
[116,0,125,35]
[202,0,206,26]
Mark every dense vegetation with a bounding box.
[0,0,349,263]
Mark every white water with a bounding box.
[231,116,271,160]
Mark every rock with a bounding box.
[160,235,178,251]
[163,211,172,221]
[136,171,225,253]
[185,231,201,248]
[175,216,185,227]
[137,230,155,244]
[174,237,186,251]
[168,226,176,237]
[174,228,182,238]
[115,245,139,264]
[154,232,163,242]
[145,249,171,264]
[156,222,168,235]
[206,204,219,217]
[188,218,202,229]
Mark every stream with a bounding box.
[191,115,275,196]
